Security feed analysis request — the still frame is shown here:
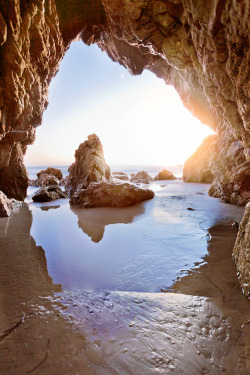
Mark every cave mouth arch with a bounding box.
[24,41,214,171]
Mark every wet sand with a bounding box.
[0,181,249,374]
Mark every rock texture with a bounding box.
[0,190,21,217]
[66,134,111,196]
[29,173,60,187]
[233,202,250,297]
[32,185,67,202]
[131,171,153,184]
[183,134,217,183]
[209,130,250,206]
[70,181,154,208]
[154,169,177,181]
[112,172,129,181]
[0,0,249,204]
[37,167,63,180]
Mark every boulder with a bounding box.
[32,186,67,202]
[37,167,63,180]
[112,172,129,181]
[66,134,111,196]
[154,169,177,181]
[29,174,60,187]
[130,171,153,184]
[183,135,217,183]
[0,190,22,217]
[70,181,155,208]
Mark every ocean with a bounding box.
[26,164,184,180]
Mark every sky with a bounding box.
[24,41,214,167]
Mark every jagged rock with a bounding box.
[112,172,129,181]
[130,171,153,184]
[70,181,155,208]
[154,169,177,181]
[233,203,250,297]
[0,143,28,201]
[66,134,111,196]
[32,186,67,202]
[37,167,63,180]
[208,131,250,206]
[0,190,22,217]
[29,174,60,187]
[183,135,217,183]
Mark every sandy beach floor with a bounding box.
[0,180,249,374]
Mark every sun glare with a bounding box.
[24,42,214,167]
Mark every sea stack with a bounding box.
[68,135,155,208]
[66,134,111,196]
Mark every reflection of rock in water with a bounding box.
[71,204,145,242]
[0,217,10,237]
[0,205,111,374]
[40,205,60,211]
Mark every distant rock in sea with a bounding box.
[66,134,111,196]
[154,169,177,180]
[32,186,67,202]
[112,172,129,181]
[29,173,60,187]
[37,167,63,180]
[70,181,154,208]
[130,171,153,184]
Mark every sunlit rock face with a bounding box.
[66,134,111,196]
[183,134,216,183]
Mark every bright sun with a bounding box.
[24,42,214,167]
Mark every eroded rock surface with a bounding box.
[37,167,63,180]
[131,171,153,184]
[70,181,154,208]
[233,202,250,297]
[154,169,177,181]
[32,186,67,202]
[29,173,60,187]
[183,134,217,183]
[66,134,111,196]
[0,0,249,205]
[112,172,129,181]
[0,190,21,217]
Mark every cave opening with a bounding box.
[24,41,214,172]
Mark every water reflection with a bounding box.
[0,201,249,374]
[40,205,60,211]
[71,204,145,242]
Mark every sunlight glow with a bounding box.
[24,42,214,167]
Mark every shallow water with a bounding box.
[0,180,249,374]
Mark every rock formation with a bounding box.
[32,185,67,202]
[0,1,249,293]
[130,171,153,184]
[66,134,111,196]
[29,174,60,187]
[183,134,217,183]
[112,171,129,181]
[233,202,250,297]
[0,190,22,217]
[70,181,154,208]
[37,167,63,180]
[154,169,177,181]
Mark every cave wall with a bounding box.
[0,1,249,293]
[0,0,249,200]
